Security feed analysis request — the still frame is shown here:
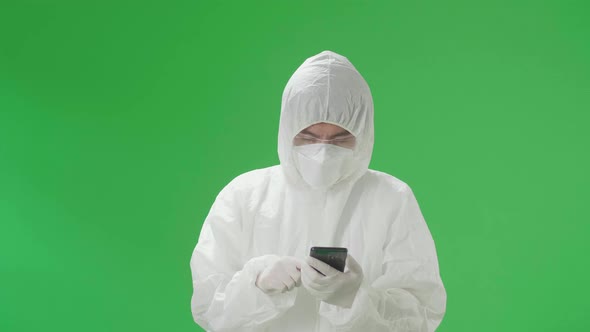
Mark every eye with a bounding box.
[293,134,320,146]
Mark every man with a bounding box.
[190,50,446,331]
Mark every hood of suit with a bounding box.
[278,50,374,189]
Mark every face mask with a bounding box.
[293,143,354,189]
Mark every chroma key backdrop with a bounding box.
[1,1,589,331]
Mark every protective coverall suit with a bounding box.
[190,50,447,331]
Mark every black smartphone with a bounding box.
[309,247,348,275]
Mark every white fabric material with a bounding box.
[190,50,446,331]
[293,143,354,189]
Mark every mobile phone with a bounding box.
[309,247,348,275]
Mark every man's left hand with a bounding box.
[301,254,364,308]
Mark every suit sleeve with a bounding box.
[190,180,298,331]
[319,186,447,331]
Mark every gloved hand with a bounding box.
[301,254,364,308]
[255,256,303,294]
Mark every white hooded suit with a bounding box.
[190,51,447,331]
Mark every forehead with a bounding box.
[300,122,351,137]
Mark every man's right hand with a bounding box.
[255,256,302,294]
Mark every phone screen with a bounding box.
[309,247,348,274]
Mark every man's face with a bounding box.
[293,122,356,149]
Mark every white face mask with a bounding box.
[293,143,354,189]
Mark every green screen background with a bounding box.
[1,1,588,331]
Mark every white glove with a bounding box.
[301,254,364,308]
[255,256,303,294]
